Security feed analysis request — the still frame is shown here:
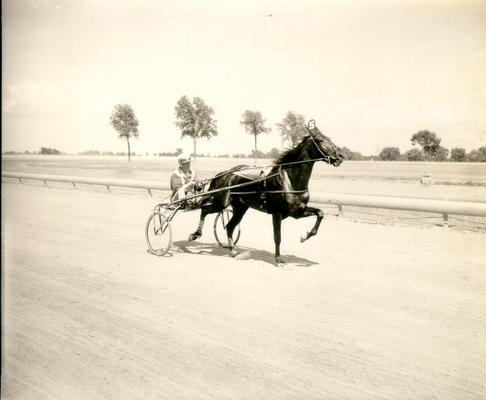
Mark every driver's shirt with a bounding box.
[170,167,196,192]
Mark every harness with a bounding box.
[167,127,336,208]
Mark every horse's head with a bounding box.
[305,120,344,167]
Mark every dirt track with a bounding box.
[2,183,486,399]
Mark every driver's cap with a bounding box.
[177,152,191,165]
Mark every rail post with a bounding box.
[442,213,449,228]
[337,204,343,217]
[106,185,111,192]
[72,182,77,189]
[147,188,152,196]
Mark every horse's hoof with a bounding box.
[275,256,285,266]
[188,233,199,241]
[230,249,238,257]
[300,236,307,243]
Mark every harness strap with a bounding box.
[168,172,281,206]
[207,157,326,182]
[229,190,308,195]
[258,170,267,210]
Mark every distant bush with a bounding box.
[340,146,369,161]
[40,147,61,155]
[466,147,486,162]
[379,147,401,161]
[404,148,425,161]
[450,148,466,162]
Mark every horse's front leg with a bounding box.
[272,213,284,265]
[298,206,324,242]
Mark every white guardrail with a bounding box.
[3,172,486,224]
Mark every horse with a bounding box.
[188,120,344,264]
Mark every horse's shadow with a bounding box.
[172,240,318,268]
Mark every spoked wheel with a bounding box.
[214,207,241,248]
[146,211,172,256]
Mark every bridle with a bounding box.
[304,122,336,165]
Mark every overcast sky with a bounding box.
[2,0,486,156]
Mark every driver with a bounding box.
[170,152,199,205]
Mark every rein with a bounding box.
[165,134,332,206]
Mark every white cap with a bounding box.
[177,152,191,165]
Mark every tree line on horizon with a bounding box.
[6,98,484,162]
[110,99,485,163]
[378,130,486,162]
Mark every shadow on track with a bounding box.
[172,240,318,268]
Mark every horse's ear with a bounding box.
[304,119,316,137]
[307,119,316,130]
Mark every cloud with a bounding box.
[4,80,72,117]
[30,0,61,10]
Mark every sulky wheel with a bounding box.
[213,207,241,248]
[146,211,172,256]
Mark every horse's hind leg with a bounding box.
[298,206,324,242]
[188,199,226,241]
[226,203,249,256]
[272,213,284,264]
[188,208,208,241]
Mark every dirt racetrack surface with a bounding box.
[2,183,486,399]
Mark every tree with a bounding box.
[466,146,486,162]
[410,130,441,161]
[450,148,466,162]
[249,149,266,159]
[240,110,271,164]
[110,104,139,161]
[379,147,401,161]
[435,145,449,161]
[276,111,306,147]
[340,147,354,160]
[40,147,61,155]
[174,96,218,158]
[404,148,425,161]
[340,146,367,161]
[480,146,486,161]
[268,147,280,159]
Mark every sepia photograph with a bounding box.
[2,0,486,399]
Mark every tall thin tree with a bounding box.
[277,111,306,147]
[110,104,139,161]
[240,110,271,164]
[174,96,218,158]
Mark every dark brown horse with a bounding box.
[189,120,344,264]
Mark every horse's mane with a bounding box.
[273,136,309,165]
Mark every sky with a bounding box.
[2,0,486,156]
